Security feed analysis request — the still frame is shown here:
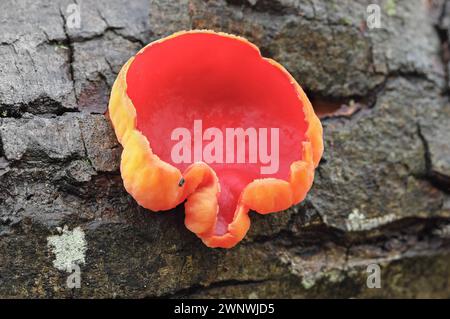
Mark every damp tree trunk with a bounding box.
[0,0,449,298]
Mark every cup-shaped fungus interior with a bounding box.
[126,32,308,236]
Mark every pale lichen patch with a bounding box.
[47,226,87,272]
[346,209,396,231]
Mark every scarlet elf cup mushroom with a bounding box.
[108,30,323,248]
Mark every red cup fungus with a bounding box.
[108,30,323,248]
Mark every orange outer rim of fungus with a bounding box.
[108,30,323,249]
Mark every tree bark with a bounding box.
[0,0,449,298]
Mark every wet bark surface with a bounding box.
[0,0,449,298]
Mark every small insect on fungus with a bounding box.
[108,30,323,248]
